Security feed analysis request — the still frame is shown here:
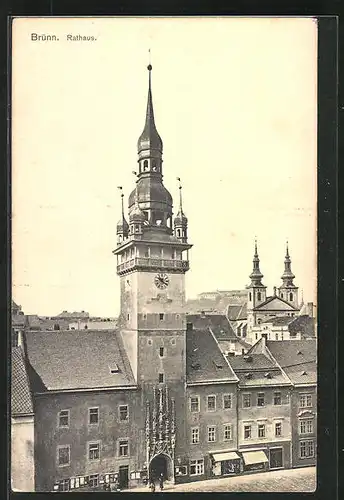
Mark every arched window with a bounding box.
[143,160,149,171]
[257,318,262,325]
[177,229,181,237]
[249,292,252,301]
[289,292,293,301]
[257,291,261,301]
[152,160,157,171]
[281,293,284,299]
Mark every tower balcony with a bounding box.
[117,257,189,275]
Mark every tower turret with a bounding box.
[116,186,129,245]
[174,178,188,243]
[278,241,299,307]
[246,240,267,329]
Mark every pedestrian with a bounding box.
[149,478,156,493]
[159,473,164,491]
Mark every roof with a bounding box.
[11,347,34,415]
[54,311,90,319]
[266,339,317,385]
[288,315,315,337]
[186,328,238,384]
[227,353,291,387]
[254,295,298,311]
[186,314,237,339]
[227,303,247,321]
[261,316,294,326]
[25,329,136,391]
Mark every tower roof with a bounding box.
[280,241,296,283]
[137,65,163,155]
[249,240,264,286]
[116,189,129,234]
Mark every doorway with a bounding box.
[149,454,173,482]
[118,465,129,489]
[269,448,283,469]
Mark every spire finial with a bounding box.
[117,186,125,216]
[286,239,289,257]
[177,177,183,211]
[148,48,152,70]
[254,237,258,256]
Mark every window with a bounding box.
[59,479,70,491]
[143,160,149,171]
[159,313,164,320]
[257,292,261,301]
[300,394,312,408]
[243,394,251,408]
[258,424,266,438]
[207,395,216,411]
[275,422,282,437]
[127,313,130,320]
[58,410,69,428]
[88,474,99,488]
[223,394,232,409]
[300,440,314,458]
[88,442,100,460]
[191,427,199,444]
[119,405,128,421]
[89,408,99,425]
[300,419,313,434]
[207,426,216,442]
[190,459,204,476]
[118,439,129,457]
[159,347,164,357]
[147,338,152,345]
[190,396,200,413]
[224,424,232,441]
[57,445,70,467]
[244,425,252,439]
[275,333,279,340]
[274,392,282,405]
[158,373,164,383]
[257,393,265,407]
[289,293,293,301]
[249,292,252,301]
[171,338,176,345]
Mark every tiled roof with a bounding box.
[186,329,238,384]
[226,352,291,387]
[266,339,317,385]
[261,316,294,326]
[25,329,136,391]
[11,347,34,415]
[228,353,277,371]
[227,303,247,321]
[186,314,237,339]
[288,315,315,337]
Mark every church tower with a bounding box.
[278,241,299,308]
[113,64,192,389]
[246,241,267,329]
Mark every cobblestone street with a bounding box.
[128,466,316,493]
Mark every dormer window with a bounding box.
[110,363,119,373]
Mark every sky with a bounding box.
[12,17,317,316]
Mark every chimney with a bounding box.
[273,286,277,296]
[307,302,314,317]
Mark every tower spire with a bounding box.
[281,240,295,284]
[137,62,163,157]
[249,239,264,286]
[116,186,129,243]
[174,177,188,243]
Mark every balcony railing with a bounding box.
[117,257,189,274]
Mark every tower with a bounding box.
[113,64,192,389]
[278,241,298,308]
[246,240,267,328]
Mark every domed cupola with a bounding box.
[174,178,188,243]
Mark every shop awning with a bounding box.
[242,450,268,465]
[212,451,240,462]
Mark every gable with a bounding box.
[255,296,297,311]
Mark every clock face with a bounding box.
[154,273,169,289]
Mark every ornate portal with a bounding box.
[145,385,176,480]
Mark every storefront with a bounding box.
[211,451,241,477]
[241,449,269,472]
